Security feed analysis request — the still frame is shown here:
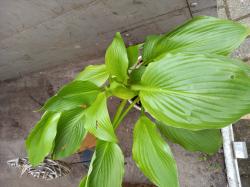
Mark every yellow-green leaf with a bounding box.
[84,92,117,142]
[105,32,129,83]
[127,44,140,67]
[143,16,250,63]
[83,141,124,187]
[53,108,87,159]
[132,116,179,187]
[135,53,250,130]
[75,64,109,86]
[26,112,61,166]
[157,121,222,154]
[43,81,100,112]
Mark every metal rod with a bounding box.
[221,125,242,187]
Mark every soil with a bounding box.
[0,57,227,187]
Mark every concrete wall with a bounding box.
[0,0,217,81]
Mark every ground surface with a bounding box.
[0,57,227,187]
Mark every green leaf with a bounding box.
[143,16,250,63]
[79,176,87,187]
[84,92,117,142]
[26,112,61,166]
[142,35,163,63]
[53,108,87,159]
[84,141,124,187]
[105,32,129,83]
[135,53,250,130]
[157,121,222,154]
[127,44,139,67]
[129,65,146,84]
[80,152,97,187]
[43,81,100,112]
[75,64,109,86]
[133,116,179,187]
[109,81,138,99]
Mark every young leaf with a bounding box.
[83,141,124,187]
[53,108,87,159]
[157,121,222,154]
[26,112,61,166]
[43,81,100,112]
[133,116,179,187]
[84,92,117,142]
[109,81,138,99]
[75,64,109,86]
[143,16,250,63]
[105,32,129,83]
[127,44,140,67]
[135,53,250,130]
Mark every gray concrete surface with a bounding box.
[0,0,191,81]
[0,58,227,187]
[0,0,219,81]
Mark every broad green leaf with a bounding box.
[84,141,124,187]
[134,53,250,130]
[53,108,87,159]
[75,64,109,86]
[79,152,97,187]
[84,92,117,142]
[79,176,87,187]
[143,16,250,63]
[26,112,61,166]
[109,81,138,99]
[105,32,129,83]
[43,81,100,112]
[127,44,139,67]
[157,121,222,154]
[133,116,179,187]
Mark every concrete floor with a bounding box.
[0,58,227,187]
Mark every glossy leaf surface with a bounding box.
[109,81,137,99]
[105,32,129,83]
[136,53,250,130]
[83,141,124,187]
[43,81,100,112]
[53,108,87,159]
[157,121,222,154]
[143,16,250,63]
[127,44,139,67]
[75,64,109,86]
[26,112,61,166]
[84,92,117,142]
[133,116,179,187]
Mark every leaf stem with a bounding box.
[130,84,143,91]
[113,97,140,130]
[112,99,127,126]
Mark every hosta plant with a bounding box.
[25,16,250,187]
